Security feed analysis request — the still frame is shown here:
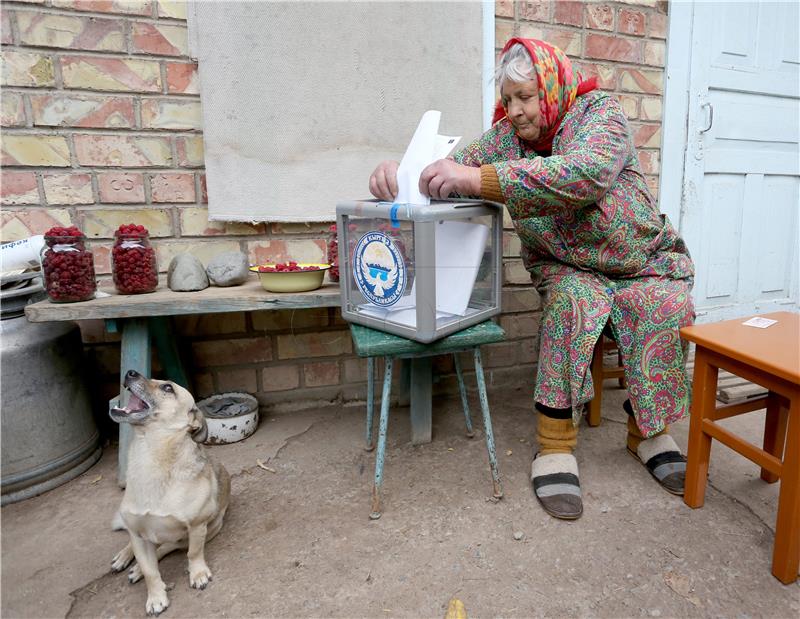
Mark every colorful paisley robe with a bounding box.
[453,91,695,437]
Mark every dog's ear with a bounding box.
[188,406,208,444]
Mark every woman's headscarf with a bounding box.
[492,38,597,152]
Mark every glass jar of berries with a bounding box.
[111,224,159,294]
[40,226,97,303]
[326,224,339,282]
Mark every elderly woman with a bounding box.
[369,38,695,520]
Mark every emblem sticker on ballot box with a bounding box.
[353,231,406,307]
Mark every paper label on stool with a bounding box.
[742,317,778,329]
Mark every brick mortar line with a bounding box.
[524,26,663,45]
[33,169,47,207]
[7,7,20,45]
[1,126,202,136]
[2,165,205,174]
[1,85,202,98]
[497,16,664,38]
[2,42,193,63]
[21,91,34,128]
[7,5,188,27]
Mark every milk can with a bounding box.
[1,272,101,504]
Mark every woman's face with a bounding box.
[501,79,541,143]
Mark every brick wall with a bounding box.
[1,0,667,423]
[495,0,668,197]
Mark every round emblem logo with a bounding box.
[353,231,406,307]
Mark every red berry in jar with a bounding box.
[41,226,97,303]
[111,224,159,294]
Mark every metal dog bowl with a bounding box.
[196,392,259,445]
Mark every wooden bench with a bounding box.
[26,280,341,487]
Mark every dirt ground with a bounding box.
[2,387,798,618]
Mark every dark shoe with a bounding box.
[530,453,583,520]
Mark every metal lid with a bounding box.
[1,271,45,320]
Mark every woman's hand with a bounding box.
[419,159,481,200]
[369,160,400,201]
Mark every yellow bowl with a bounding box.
[249,264,331,293]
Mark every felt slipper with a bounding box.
[531,452,583,520]
[628,434,686,496]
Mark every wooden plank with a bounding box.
[687,360,769,405]
[25,280,341,322]
[719,383,769,403]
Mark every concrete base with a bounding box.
[1,387,797,618]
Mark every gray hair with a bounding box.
[495,43,536,88]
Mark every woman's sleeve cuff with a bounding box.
[480,164,505,203]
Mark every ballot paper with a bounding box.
[395,110,461,205]
[356,220,489,328]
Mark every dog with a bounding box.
[109,370,230,616]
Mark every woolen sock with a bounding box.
[537,411,578,455]
[624,399,667,452]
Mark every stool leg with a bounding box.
[454,353,474,438]
[587,337,603,427]
[473,347,503,499]
[370,356,394,520]
[684,348,717,508]
[772,396,800,584]
[365,357,375,451]
[761,392,787,483]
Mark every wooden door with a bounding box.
[677,1,799,322]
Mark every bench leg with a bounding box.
[761,392,787,483]
[684,348,717,508]
[117,318,151,489]
[370,356,394,520]
[454,353,474,438]
[772,396,800,584]
[365,357,375,451]
[149,316,190,389]
[473,347,503,499]
[409,357,432,445]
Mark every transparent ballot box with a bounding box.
[336,199,502,343]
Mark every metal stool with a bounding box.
[349,321,505,519]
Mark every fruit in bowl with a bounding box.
[249,261,331,292]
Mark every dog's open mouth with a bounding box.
[109,385,153,424]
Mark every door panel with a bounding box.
[680,1,799,322]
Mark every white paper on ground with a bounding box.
[395,110,460,206]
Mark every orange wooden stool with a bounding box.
[587,334,626,427]
[680,311,800,584]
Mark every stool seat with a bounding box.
[349,320,505,519]
[350,320,506,358]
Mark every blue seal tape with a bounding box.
[390,202,401,228]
